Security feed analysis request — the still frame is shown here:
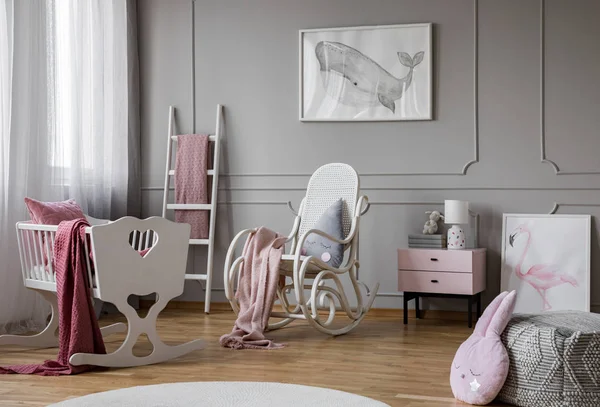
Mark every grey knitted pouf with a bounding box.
[498,312,600,407]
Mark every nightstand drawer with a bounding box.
[397,248,482,273]
[398,270,475,295]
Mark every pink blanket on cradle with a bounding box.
[175,134,210,239]
[220,227,287,350]
[0,218,106,375]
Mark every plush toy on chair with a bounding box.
[450,291,517,405]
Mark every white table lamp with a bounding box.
[445,200,469,250]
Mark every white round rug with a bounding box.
[48,382,389,407]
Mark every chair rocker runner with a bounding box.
[0,216,205,367]
[224,163,379,336]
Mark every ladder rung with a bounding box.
[185,274,208,281]
[166,204,211,210]
[168,169,215,176]
[171,135,216,142]
[189,239,210,245]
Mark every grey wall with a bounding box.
[138,0,600,310]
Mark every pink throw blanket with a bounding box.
[175,134,210,239]
[0,218,106,375]
[220,227,287,350]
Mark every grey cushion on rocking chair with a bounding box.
[301,199,344,268]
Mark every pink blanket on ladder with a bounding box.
[220,227,287,350]
[175,134,210,239]
[0,218,106,375]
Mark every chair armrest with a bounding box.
[296,195,365,251]
[297,227,353,247]
[223,228,257,301]
[287,198,305,217]
[285,214,301,242]
[225,222,297,265]
[287,201,298,216]
[292,197,365,271]
[294,219,358,259]
[225,228,257,254]
[357,196,370,216]
[293,227,357,275]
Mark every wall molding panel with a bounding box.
[140,0,600,310]
[191,0,480,178]
[141,186,600,192]
[539,0,600,176]
[549,202,600,215]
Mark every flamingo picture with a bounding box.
[509,224,578,310]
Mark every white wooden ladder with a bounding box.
[161,104,223,313]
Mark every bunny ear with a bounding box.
[473,291,510,336]
[486,290,517,338]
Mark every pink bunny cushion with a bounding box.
[450,291,517,405]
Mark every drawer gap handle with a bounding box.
[430,258,438,262]
[431,280,439,283]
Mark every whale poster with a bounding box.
[300,23,432,121]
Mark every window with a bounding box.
[49,1,94,171]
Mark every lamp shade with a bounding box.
[444,200,469,224]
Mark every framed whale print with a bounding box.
[299,23,432,121]
[500,214,591,314]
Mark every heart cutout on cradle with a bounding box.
[128,229,159,258]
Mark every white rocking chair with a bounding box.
[224,163,379,336]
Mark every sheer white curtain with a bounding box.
[0,0,140,334]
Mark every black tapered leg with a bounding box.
[403,293,409,325]
[467,296,473,328]
[415,295,421,319]
[476,293,482,319]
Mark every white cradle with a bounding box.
[0,216,205,367]
[224,163,379,336]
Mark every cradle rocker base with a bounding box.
[70,339,205,368]
[71,297,206,368]
[0,290,126,349]
[0,324,127,349]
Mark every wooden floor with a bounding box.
[0,306,511,407]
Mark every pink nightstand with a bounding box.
[398,248,486,327]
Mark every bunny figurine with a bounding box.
[450,291,517,405]
[423,210,444,235]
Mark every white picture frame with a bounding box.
[501,214,591,313]
[299,23,433,122]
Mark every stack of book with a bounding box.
[408,234,447,248]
